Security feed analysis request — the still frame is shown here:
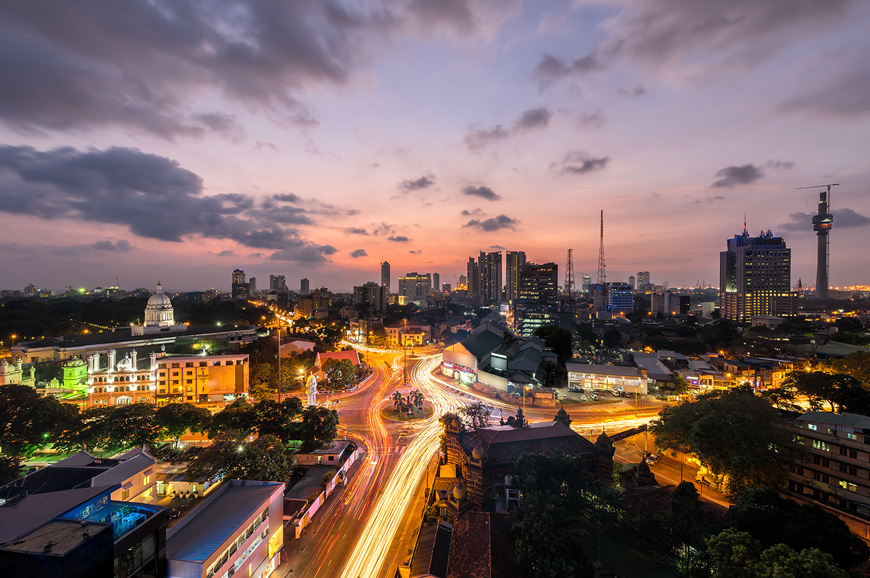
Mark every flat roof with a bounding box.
[166,483,280,563]
[565,363,641,378]
[798,412,870,429]
[0,485,116,544]
[1,519,111,556]
[284,466,334,501]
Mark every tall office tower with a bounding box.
[651,290,673,315]
[505,250,527,303]
[381,261,391,293]
[353,281,387,312]
[719,226,796,322]
[248,277,257,295]
[637,271,651,291]
[231,268,249,299]
[459,275,467,290]
[515,262,558,336]
[442,283,452,293]
[608,283,634,314]
[398,272,432,302]
[466,258,479,298]
[270,275,286,292]
[478,250,503,305]
[300,278,310,295]
[628,275,636,290]
[432,273,440,292]
[581,274,591,293]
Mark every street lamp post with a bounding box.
[277,324,282,403]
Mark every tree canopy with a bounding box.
[186,432,293,484]
[651,387,802,495]
[533,324,573,361]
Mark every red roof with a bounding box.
[315,350,360,367]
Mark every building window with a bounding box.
[827,428,835,435]
[807,424,818,431]
[846,432,858,440]
[812,440,830,451]
[122,488,130,500]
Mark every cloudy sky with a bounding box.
[1,0,869,293]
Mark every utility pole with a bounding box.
[277,323,282,403]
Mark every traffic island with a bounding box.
[380,405,434,422]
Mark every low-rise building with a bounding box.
[565,363,647,394]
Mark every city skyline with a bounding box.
[1,1,869,292]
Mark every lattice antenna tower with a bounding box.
[564,249,576,297]
[596,210,606,284]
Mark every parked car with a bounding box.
[645,454,660,465]
[579,394,588,401]
[589,394,598,401]
[611,390,622,397]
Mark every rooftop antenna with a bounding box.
[796,183,838,299]
[565,249,575,297]
[596,210,606,285]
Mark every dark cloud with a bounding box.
[534,52,604,87]
[464,215,518,232]
[577,110,607,129]
[407,0,474,33]
[712,164,764,188]
[767,159,795,169]
[693,195,727,204]
[399,175,436,192]
[550,151,610,175]
[371,222,395,236]
[514,107,551,131]
[599,0,851,75]
[217,250,236,257]
[0,2,397,137]
[461,208,484,217]
[0,145,336,262]
[345,227,369,235]
[409,249,422,254]
[388,235,411,242]
[617,86,647,98]
[90,239,134,252]
[350,248,368,258]
[779,68,870,119]
[462,186,500,201]
[779,208,870,231]
[489,245,506,250]
[269,242,338,263]
[255,141,280,152]
[464,125,510,149]
[272,193,302,204]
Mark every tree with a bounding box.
[824,350,870,385]
[669,481,704,570]
[602,328,623,348]
[781,371,870,414]
[205,398,258,439]
[323,358,356,390]
[255,397,303,445]
[155,403,211,448]
[186,432,292,484]
[54,406,111,453]
[250,381,277,402]
[701,319,741,349]
[727,486,869,569]
[103,403,160,452]
[0,384,68,466]
[669,374,689,395]
[297,406,339,451]
[460,402,492,430]
[651,388,803,496]
[533,325,573,361]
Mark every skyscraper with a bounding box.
[432,273,440,292]
[231,268,249,299]
[477,250,503,305]
[719,227,796,321]
[505,250,527,303]
[515,262,558,336]
[609,283,634,314]
[269,275,286,292]
[300,278,310,295]
[381,261,391,293]
[232,268,246,285]
[248,277,257,295]
[628,275,636,290]
[466,258,479,299]
[398,272,431,302]
[637,271,651,291]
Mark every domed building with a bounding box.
[131,283,187,336]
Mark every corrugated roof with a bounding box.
[798,412,870,429]
[410,521,452,578]
[91,453,154,487]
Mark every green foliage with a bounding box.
[651,388,803,496]
[297,405,339,452]
[155,403,211,447]
[254,398,304,445]
[705,529,849,578]
[727,486,869,569]
[669,374,689,395]
[781,371,870,414]
[459,401,492,430]
[602,328,623,348]
[533,325,574,361]
[700,320,741,349]
[323,358,356,390]
[186,432,292,484]
[204,398,258,439]
[0,456,21,485]
[822,350,870,385]
[102,403,160,452]
[0,384,74,464]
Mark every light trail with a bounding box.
[340,355,465,578]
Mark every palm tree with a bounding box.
[413,390,424,412]
[391,390,403,412]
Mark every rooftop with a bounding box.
[1,519,111,556]
[0,485,115,545]
[565,363,642,377]
[798,412,870,430]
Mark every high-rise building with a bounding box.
[515,262,559,336]
[637,271,651,292]
[269,275,286,292]
[248,277,257,295]
[381,261,391,293]
[432,273,440,292]
[300,278,310,295]
[581,274,591,293]
[719,227,796,322]
[628,275,636,290]
[478,251,503,305]
[608,283,634,314]
[459,275,467,290]
[354,282,387,313]
[442,283,452,293]
[398,272,431,302]
[506,251,527,303]
[231,268,249,299]
[466,258,479,298]
[651,290,673,315]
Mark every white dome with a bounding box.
[146,292,172,310]
[144,283,175,327]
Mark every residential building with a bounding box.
[398,272,431,303]
[477,251,503,305]
[353,281,387,313]
[637,271,651,292]
[651,290,674,315]
[628,275,636,290]
[432,272,440,293]
[295,294,329,319]
[269,275,286,292]
[505,251,527,303]
[719,227,797,322]
[300,278,310,295]
[231,269,249,300]
[783,412,870,541]
[466,259,479,300]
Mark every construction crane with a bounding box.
[796,183,838,299]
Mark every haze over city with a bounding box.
[1,0,869,292]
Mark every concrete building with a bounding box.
[398,272,431,303]
[300,278,310,296]
[269,275,286,292]
[505,251,527,303]
[353,281,387,313]
[477,251,502,305]
[637,271,651,292]
[515,262,558,337]
[432,273,440,293]
[565,363,647,394]
[231,269,249,300]
[131,283,188,336]
[720,227,797,322]
[783,412,870,541]
[651,290,674,316]
[165,480,284,578]
[381,261,390,294]
[466,259,479,300]
[0,357,35,387]
[295,294,328,319]
[385,322,431,348]
[608,283,634,315]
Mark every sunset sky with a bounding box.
[1,0,868,293]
